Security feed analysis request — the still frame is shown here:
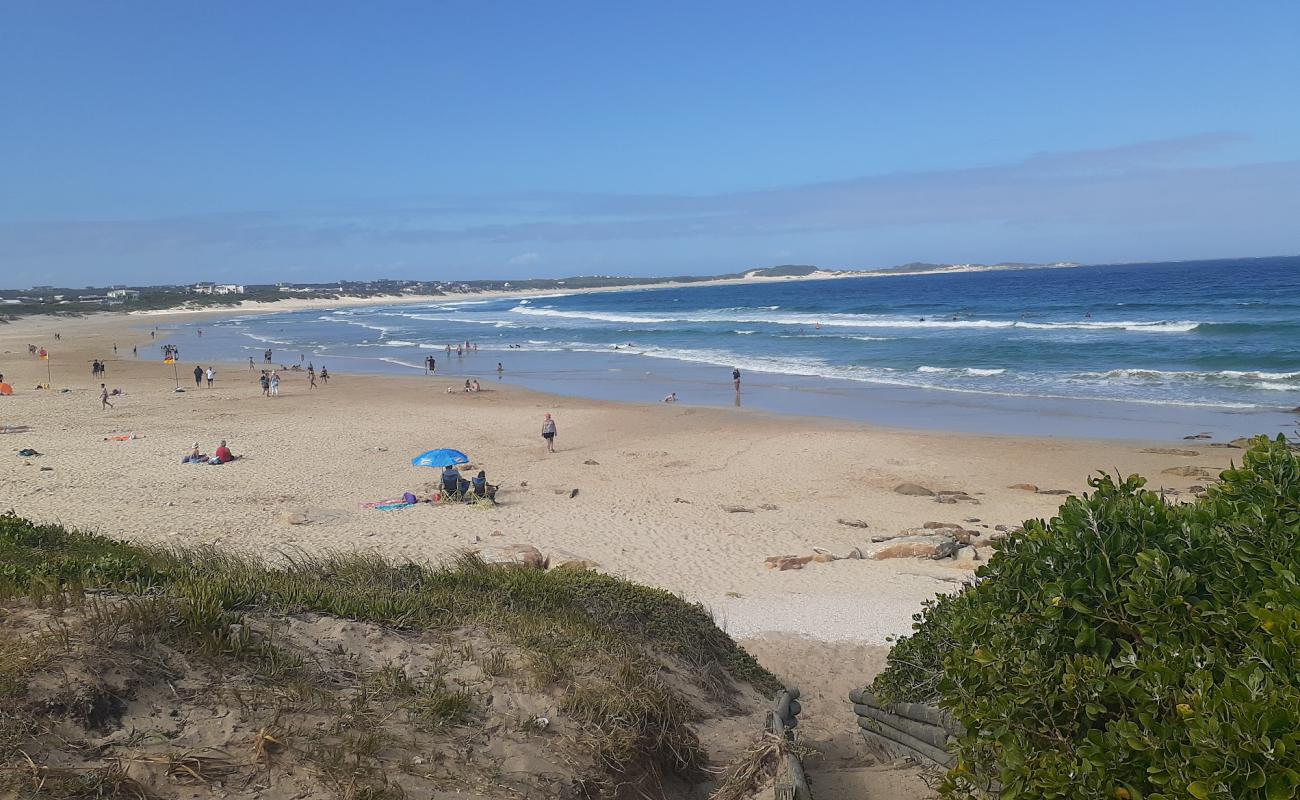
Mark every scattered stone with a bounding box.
[759,503,779,511]
[935,492,979,505]
[837,518,871,529]
[1162,465,1210,477]
[568,488,579,499]
[1036,489,1073,495]
[893,483,935,496]
[583,459,600,465]
[725,591,742,598]
[1188,485,1206,493]
[1141,448,1200,456]
[994,524,1009,531]
[722,505,755,513]
[285,510,311,525]
[964,517,981,523]
[39,466,53,471]
[1007,483,1038,491]
[868,534,953,560]
[923,521,962,530]
[765,547,858,570]
[520,481,528,487]
[1207,443,1240,448]
[673,497,692,504]
[1183,433,1213,440]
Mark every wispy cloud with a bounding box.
[2,134,1296,277]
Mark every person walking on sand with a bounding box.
[309,370,318,389]
[132,345,137,357]
[100,383,113,410]
[541,413,557,453]
[270,371,280,397]
[205,367,214,388]
[248,357,254,370]
[732,367,741,392]
[194,365,203,388]
[260,371,270,397]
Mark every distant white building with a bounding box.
[192,283,245,295]
[107,289,140,300]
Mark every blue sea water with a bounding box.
[178,257,1300,440]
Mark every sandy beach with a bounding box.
[0,310,1255,796]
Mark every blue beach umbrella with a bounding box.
[411,448,470,468]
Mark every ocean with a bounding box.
[177,256,1300,440]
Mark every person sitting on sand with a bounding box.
[470,470,498,504]
[471,379,481,392]
[441,464,467,497]
[181,442,207,463]
[211,439,235,464]
[464,379,472,392]
[663,392,678,403]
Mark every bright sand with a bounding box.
[0,310,1252,796]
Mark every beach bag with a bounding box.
[403,492,417,505]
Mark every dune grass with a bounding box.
[0,512,777,798]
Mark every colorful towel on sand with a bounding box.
[372,503,412,511]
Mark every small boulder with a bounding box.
[473,544,548,570]
[722,505,755,513]
[1007,483,1038,492]
[837,518,871,529]
[1036,489,1073,495]
[893,483,935,496]
[868,535,952,560]
[923,521,962,530]
[548,548,599,571]
[952,546,982,569]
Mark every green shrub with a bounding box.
[871,435,1300,800]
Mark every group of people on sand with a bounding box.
[181,439,236,465]
[90,359,108,378]
[193,365,215,388]
[439,464,497,503]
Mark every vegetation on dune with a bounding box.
[871,434,1300,800]
[0,514,777,798]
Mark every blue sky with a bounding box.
[2,1,1298,287]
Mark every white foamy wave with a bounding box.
[507,305,1198,333]
[1077,368,1300,383]
[736,330,757,335]
[917,366,1007,376]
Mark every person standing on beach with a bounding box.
[193,365,203,388]
[270,371,280,397]
[100,384,113,410]
[132,346,137,357]
[732,367,741,392]
[541,413,557,453]
[320,367,329,384]
[249,357,254,370]
[259,372,270,397]
[205,367,214,388]
[309,370,318,389]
